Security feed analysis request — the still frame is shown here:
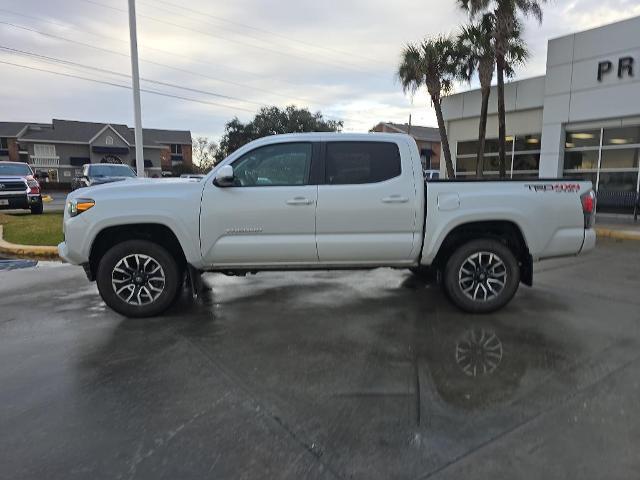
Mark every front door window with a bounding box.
[232,143,312,187]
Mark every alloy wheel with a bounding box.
[111,254,166,306]
[458,251,507,302]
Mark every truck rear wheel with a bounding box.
[96,240,181,318]
[443,239,520,313]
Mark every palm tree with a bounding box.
[457,16,529,177]
[458,0,546,178]
[398,35,457,178]
[456,14,495,177]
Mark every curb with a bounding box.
[0,225,60,259]
[595,227,640,242]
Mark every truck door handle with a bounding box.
[381,195,409,204]
[286,197,314,206]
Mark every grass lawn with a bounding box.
[0,212,64,246]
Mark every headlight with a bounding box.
[67,198,95,217]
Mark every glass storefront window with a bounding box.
[599,148,639,169]
[455,134,540,177]
[484,138,513,154]
[514,134,542,152]
[596,171,640,214]
[598,172,638,192]
[564,171,597,186]
[457,141,478,156]
[565,130,601,149]
[603,126,640,146]
[513,154,540,171]
[455,157,477,173]
[483,155,502,172]
[564,150,599,170]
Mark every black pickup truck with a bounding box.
[0,162,43,214]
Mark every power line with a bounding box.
[0,20,321,106]
[79,0,383,76]
[0,45,267,108]
[0,59,257,113]
[0,20,358,123]
[0,45,356,123]
[0,7,282,83]
[148,0,385,67]
[134,0,383,70]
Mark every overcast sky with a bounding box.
[1,0,639,141]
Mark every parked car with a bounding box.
[0,161,43,214]
[72,164,137,190]
[179,174,205,180]
[59,133,596,318]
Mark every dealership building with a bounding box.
[442,15,640,214]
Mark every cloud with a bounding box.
[0,0,637,141]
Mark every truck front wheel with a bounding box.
[443,239,520,313]
[96,240,181,318]
[30,200,43,214]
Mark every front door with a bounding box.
[200,142,319,267]
[315,140,419,264]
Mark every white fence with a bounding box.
[30,156,60,167]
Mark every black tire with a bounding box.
[443,239,520,314]
[96,239,181,318]
[30,201,43,214]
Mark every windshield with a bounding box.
[0,163,32,176]
[89,164,136,177]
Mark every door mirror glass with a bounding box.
[214,165,234,186]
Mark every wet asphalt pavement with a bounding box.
[0,239,639,480]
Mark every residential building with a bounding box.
[442,15,640,214]
[0,119,192,182]
[371,122,441,171]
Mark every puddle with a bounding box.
[0,258,64,271]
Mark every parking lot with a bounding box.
[1,238,639,479]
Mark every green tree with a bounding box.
[398,35,458,178]
[215,105,343,162]
[458,0,546,177]
[456,15,528,176]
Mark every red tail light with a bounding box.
[581,190,596,228]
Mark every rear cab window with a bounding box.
[325,142,402,185]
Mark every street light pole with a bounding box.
[127,0,145,177]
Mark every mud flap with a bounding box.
[186,264,209,300]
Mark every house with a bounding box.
[0,119,192,182]
[370,122,441,171]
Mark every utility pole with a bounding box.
[407,114,412,135]
[128,0,145,177]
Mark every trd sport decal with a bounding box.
[525,183,581,193]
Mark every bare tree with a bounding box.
[192,137,218,173]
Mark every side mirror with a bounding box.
[214,165,234,187]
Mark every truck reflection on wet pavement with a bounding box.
[0,239,639,479]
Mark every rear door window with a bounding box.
[325,142,401,185]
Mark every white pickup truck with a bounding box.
[58,133,596,317]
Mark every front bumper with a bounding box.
[27,194,42,205]
[0,194,30,210]
[57,241,87,265]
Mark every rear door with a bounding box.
[315,140,419,264]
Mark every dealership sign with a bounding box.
[597,56,634,82]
